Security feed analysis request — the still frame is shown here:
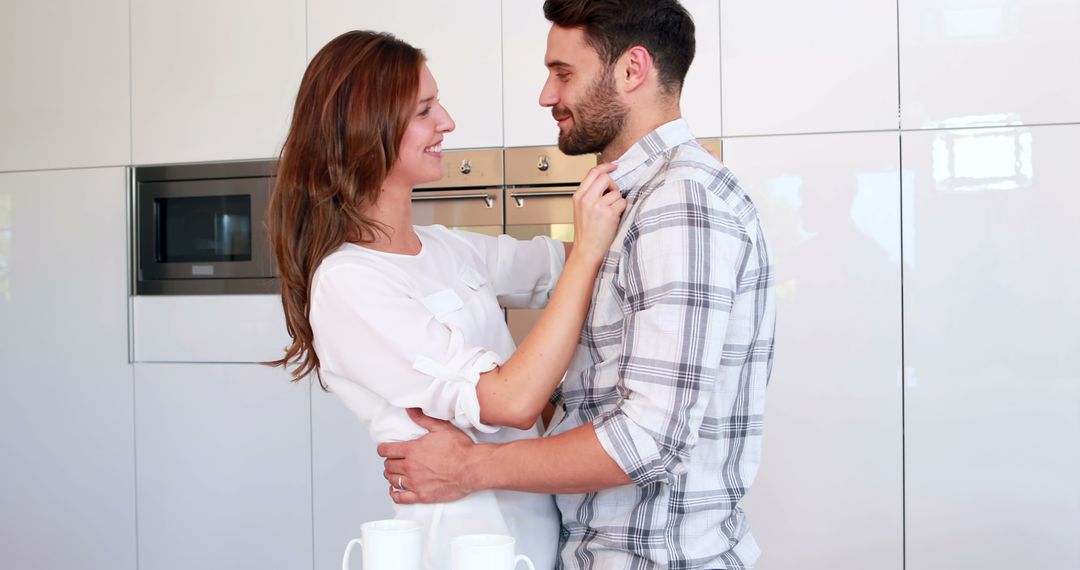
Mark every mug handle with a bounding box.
[514,554,535,570]
[342,538,363,570]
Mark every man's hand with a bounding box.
[377,408,481,505]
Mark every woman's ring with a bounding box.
[397,475,405,491]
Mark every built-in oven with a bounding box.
[133,160,277,295]
[503,147,597,345]
[412,148,504,236]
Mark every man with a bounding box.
[379,0,775,567]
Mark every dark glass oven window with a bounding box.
[154,195,253,263]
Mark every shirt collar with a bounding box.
[610,118,695,196]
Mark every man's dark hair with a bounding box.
[543,0,695,94]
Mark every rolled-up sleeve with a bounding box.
[454,231,566,309]
[592,181,751,487]
[310,263,502,434]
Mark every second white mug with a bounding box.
[451,534,534,570]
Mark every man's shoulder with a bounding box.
[635,143,753,220]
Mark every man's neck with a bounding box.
[599,107,682,164]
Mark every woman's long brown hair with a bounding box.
[266,31,425,387]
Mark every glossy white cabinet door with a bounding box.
[502,0,721,148]
[132,295,289,363]
[308,0,503,150]
[903,125,1080,570]
[501,0,555,148]
[131,0,306,164]
[680,0,722,138]
[0,0,129,171]
[724,132,902,570]
[721,0,899,136]
[311,382,396,570]
[134,363,312,570]
[899,0,1080,130]
[0,168,135,570]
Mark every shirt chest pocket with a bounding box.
[417,266,495,338]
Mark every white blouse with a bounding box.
[309,224,565,570]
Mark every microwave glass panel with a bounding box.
[154,195,253,263]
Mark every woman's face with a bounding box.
[386,64,456,188]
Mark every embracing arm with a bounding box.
[473,164,624,430]
[381,409,630,504]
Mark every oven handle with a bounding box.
[411,192,495,208]
[509,190,576,207]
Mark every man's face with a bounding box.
[540,26,628,156]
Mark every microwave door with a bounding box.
[138,177,272,281]
[504,187,576,345]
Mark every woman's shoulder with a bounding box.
[312,244,409,296]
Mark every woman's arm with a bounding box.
[475,164,624,429]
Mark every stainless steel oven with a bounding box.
[133,160,277,295]
[412,148,504,237]
[504,146,597,345]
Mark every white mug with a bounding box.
[342,519,423,570]
[451,534,535,570]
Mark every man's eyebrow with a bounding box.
[545,60,572,69]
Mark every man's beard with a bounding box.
[554,67,628,156]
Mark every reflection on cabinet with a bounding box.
[0,0,129,171]
[308,0,503,150]
[902,125,1080,570]
[725,132,903,570]
[131,0,306,164]
[134,363,312,570]
[0,168,135,570]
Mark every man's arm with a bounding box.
[379,409,630,504]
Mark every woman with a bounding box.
[267,31,625,569]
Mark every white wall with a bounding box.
[1,1,1078,569]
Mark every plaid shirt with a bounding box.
[547,119,776,569]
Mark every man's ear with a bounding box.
[619,45,653,93]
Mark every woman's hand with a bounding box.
[570,163,628,266]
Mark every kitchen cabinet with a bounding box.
[311,382,396,570]
[133,363,312,570]
[720,0,898,136]
[724,132,903,570]
[899,0,1080,130]
[0,168,135,570]
[679,0,722,138]
[308,0,504,150]
[902,124,1080,570]
[130,0,306,164]
[0,0,129,171]
[132,295,289,363]
[501,0,721,148]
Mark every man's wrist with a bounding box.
[461,442,498,494]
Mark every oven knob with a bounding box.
[537,156,550,171]
[460,160,472,175]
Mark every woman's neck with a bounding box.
[357,182,422,255]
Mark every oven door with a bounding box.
[504,186,576,345]
[411,188,503,237]
[137,177,273,282]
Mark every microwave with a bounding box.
[132,160,278,295]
